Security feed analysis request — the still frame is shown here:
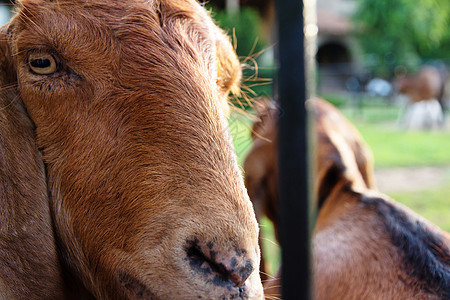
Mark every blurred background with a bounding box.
[1,0,448,279]
[201,0,450,276]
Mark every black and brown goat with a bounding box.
[244,98,450,299]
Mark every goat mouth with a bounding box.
[118,271,155,300]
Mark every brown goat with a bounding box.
[244,98,450,299]
[244,98,376,278]
[0,0,263,299]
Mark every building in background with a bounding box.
[212,0,363,93]
[316,0,363,92]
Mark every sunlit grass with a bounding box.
[228,112,254,166]
[260,217,281,275]
[340,105,450,168]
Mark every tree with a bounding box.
[354,0,450,75]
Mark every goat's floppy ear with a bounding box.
[0,25,16,85]
[215,28,241,104]
[316,160,347,210]
[0,24,65,297]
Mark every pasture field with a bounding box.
[229,99,450,275]
[230,100,450,168]
[340,104,450,168]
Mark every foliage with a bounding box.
[208,6,267,59]
[354,0,450,75]
[208,6,273,103]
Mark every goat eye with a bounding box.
[28,54,57,75]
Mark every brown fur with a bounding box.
[243,98,450,299]
[0,33,66,298]
[0,0,263,299]
[395,66,445,103]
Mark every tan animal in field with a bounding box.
[395,66,446,129]
[244,98,450,299]
[395,66,445,104]
[0,0,263,299]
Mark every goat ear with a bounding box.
[316,149,367,211]
[0,24,65,296]
[316,159,346,210]
[215,28,241,105]
[0,25,16,85]
[250,98,277,140]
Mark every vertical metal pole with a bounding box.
[275,0,312,299]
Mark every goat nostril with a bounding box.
[185,239,254,287]
[226,260,253,287]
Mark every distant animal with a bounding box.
[395,66,446,129]
[244,98,450,299]
[0,0,263,299]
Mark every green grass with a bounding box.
[230,100,450,169]
[340,105,450,168]
[260,217,281,275]
[228,112,254,166]
[355,123,450,168]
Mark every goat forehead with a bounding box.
[14,0,220,108]
[17,0,216,44]
[16,0,217,70]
